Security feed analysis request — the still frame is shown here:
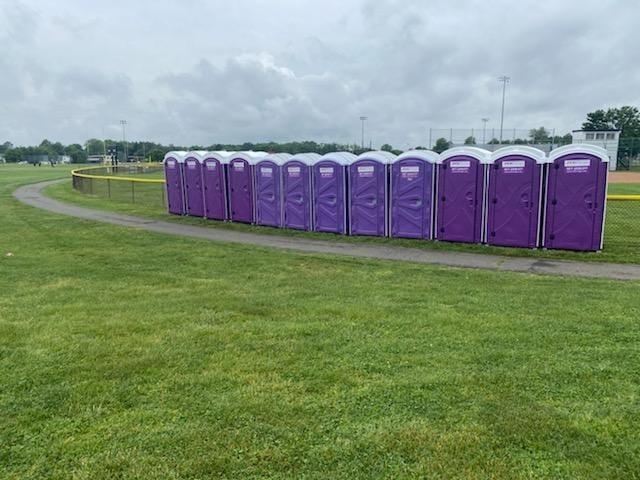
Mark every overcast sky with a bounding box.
[2,0,639,148]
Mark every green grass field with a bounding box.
[46,174,640,265]
[608,183,640,195]
[2,164,640,478]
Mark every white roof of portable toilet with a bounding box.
[437,146,492,164]
[548,144,610,163]
[394,149,439,164]
[184,151,208,163]
[202,151,232,164]
[356,150,397,163]
[318,151,357,165]
[490,146,547,164]
[287,153,322,165]
[163,151,187,163]
[254,153,292,166]
[227,151,268,164]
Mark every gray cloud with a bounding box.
[2,0,640,148]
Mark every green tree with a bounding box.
[380,143,394,152]
[529,127,550,143]
[4,148,22,163]
[65,144,88,163]
[488,138,500,145]
[86,138,107,156]
[607,106,640,137]
[432,138,451,153]
[148,149,165,162]
[582,106,640,137]
[582,109,609,130]
[464,136,476,145]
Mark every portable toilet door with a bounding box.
[486,146,546,248]
[254,153,291,227]
[436,147,491,243]
[283,153,321,231]
[228,151,267,223]
[349,151,396,236]
[544,145,609,251]
[313,152,356,234]
[183,151,206,217]
[390,150,438,240]
[202,151,231,220]
[163,151,187,215]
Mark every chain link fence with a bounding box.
[603,196,640,252]
[71,164,165,208]
[427,128,571,152]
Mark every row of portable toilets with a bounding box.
[163,144,609,251]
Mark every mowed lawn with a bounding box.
[1,165,640,479]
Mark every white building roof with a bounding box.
[356,150,397,164]
[394,149,439,164]
[549,144,610,163]
[437,146,492,164]
[318,151,357,165]
[490,146,547,164]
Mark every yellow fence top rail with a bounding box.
[71,165,165,184]
[607,194,640,201]
[71,166,640,199]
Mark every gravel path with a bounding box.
[13,179,640,281]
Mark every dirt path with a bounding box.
[609,171,640,183]
[13,179,640,281]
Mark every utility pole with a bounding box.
[481,118,489,145]
[498,76,510,144]
[360,116,367,150]
[120,119,128,162]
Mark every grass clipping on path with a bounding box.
[1,164,640,479]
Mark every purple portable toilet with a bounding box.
[227,151,267,223]
[349,151,396,236]
[282,153,321,231]
[254,153,292,227]
[163,151,187,215]
[486,146,546,248]
[543,145,609,251]
[390,150,438,240]
[436,147,491,244]
[202,151,231,221]
[313,152,356,234]
[183,151,206,217]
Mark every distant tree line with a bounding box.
[1,138,409,163]
[3,107,639,162]
[0,140,87,163]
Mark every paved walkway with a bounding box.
[13,180,640,281]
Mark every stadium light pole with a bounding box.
[360,116,367,150]
[498,76,510,144]
[481,118,489,145]
[120,119,128,162]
